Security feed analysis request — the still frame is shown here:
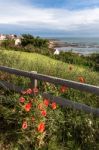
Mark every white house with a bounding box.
[54,49,60,55]
[15,38,21,46]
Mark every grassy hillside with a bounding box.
[0,49,99,149]
[0,50,99,86]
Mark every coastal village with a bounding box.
[0,34,21,46]
[1,34,99,56]
[0,34,58,48]
[0,34,60,55]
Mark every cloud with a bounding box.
[0,0,99,35]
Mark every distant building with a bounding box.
[54,49,60,55]
[15,38,21,46]
[48,41,54,48]
[6,34,17,40]
[9,34,17,40]
[0,34,6,40]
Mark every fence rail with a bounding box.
[43,93,99,117]
[0,65,99,116]
[0,66,99,95]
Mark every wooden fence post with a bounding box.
[30,71,37,88]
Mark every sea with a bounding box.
[48,37,99,55]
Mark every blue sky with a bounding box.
[29,0,99,9]
[0,0,99,37]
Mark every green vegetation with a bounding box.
[0,49,99,149]
[0,34,98,71]
[0,50,99,85]
[0,88,99,150]
[1,39,15,48]
[52,51,99,71]
[0,34,52,56]
[21,34,48,48]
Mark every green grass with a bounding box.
[0,49,99,86]
[0,49,99,150]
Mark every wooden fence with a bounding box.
[0,66,99,116]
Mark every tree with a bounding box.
[21,34,48,48]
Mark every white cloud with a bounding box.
[0,0,99,33]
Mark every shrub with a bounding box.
[0,83,99,149]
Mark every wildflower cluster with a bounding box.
[17,66,86,148]
[18,87,57,148]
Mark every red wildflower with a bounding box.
[19,97,25,103]
[41,110,47,117]
[26,88,32,94]
[43,99,49,107]
[25,103,32,112]
[60,85,68,93]
[38,122,45,133]
[51,102,57,110]
[32,116,35,122]
[78,76,85,83]
[38,103,43,110]
[33,87,39,93]
[22,121,27,129]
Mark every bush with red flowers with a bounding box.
[0,87,62,149]
[16,87,63,149]
[0,83,99,150]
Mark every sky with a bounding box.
[0,0,99,37]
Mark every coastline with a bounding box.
[49,39,99,55]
